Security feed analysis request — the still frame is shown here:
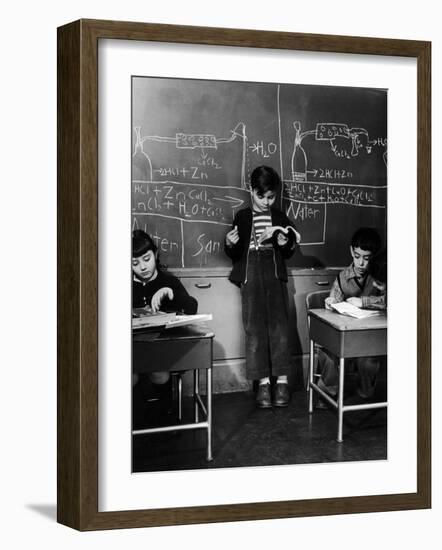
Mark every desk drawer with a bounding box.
[177,270,339,362]
[180,277,244,361]
[133,337,212,373]
[310,315,387,357]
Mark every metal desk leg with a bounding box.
[177,374,183,422]
[337,357,345,443]
[194,369,200,423]
[206,367,213,461]
[308,339,314,413]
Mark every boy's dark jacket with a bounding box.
[225,207,298,285]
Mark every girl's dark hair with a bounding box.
[250,165,281,194]
[132,229,157,258]
[351,227,381,255]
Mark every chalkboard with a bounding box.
[132,77,387,268]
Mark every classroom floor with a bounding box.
[132,373,387,472]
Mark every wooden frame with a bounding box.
[57,18,431,530]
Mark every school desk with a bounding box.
[132,323,214,461]
[307,309,387,442]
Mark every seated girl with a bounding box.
[132,229,198,391]
[132,229,198,318]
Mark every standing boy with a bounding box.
[318,227,387,400]
[225,165,301,408]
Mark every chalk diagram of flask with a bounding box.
[286,121,387,247]
[290,121,310,182]
[132,122,248,189]
[132,122,250,249]
[133,126,153,183]
[289,121,387,182]
[132,123,250,268]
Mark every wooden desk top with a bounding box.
[133,322,214,343]
[309,308,387,332]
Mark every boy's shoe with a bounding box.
[356,387,375,401]
[272,383,290,407]
[317,377,338,398]
[256,383,272,408]
[314,396,329,410]
[151,378,174,417]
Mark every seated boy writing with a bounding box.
[317,227,386,400]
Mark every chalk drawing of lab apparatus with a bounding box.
[289,120,388,183]
[132,122,248,189]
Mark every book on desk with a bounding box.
[132,307,212,330]
[329,301,381,319]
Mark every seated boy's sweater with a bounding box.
[328,264,386,310]
[133,270,198,314]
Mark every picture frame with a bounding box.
[57,18,431,530]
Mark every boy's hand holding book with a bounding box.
[226,225,239,247]
[277,232,289,246]
[258,225,301,245]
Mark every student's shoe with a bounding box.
[272,383,290,407]
[356,388,375,401]
[314,397,329,410]
[256,383,272,408]
[317,377,338,398]
[152,379,174,417]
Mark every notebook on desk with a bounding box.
[132,308,212,330]
[132,309,177,329]
[330,302,381,319]
[164,313,212,329]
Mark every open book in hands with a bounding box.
[258,225,301,245]
[329,301,380,319]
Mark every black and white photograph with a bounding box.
[1,0,438,542]
[130,76,388,473]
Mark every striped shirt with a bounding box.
[249,212,272,249]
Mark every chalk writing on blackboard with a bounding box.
[132,79,387,268]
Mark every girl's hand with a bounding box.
[226,226,239,247]
[346,297,363,308]
[277,232,288,246]
[151,287,174,312]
